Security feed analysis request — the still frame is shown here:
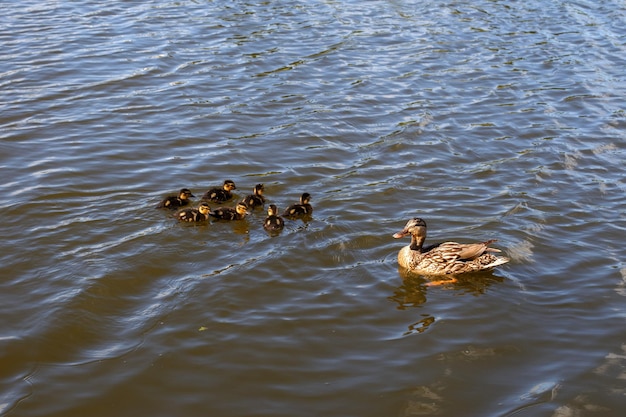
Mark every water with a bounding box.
[1,0,625,416]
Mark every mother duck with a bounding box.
[393,218,509,275]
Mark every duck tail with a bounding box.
[484,256,510,269]
[483,239,502,253]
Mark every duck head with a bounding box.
[393,218,427,250]
[223,180,237,191]
[179,188,195,200]
[236,201,249,216]
[267,204,278,216]
[198,202,211,215]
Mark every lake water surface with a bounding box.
[1,1,625,416]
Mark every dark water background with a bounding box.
[1,1,625,416]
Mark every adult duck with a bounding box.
[202,180,236,203]
[392,218,509,275]
[156,188,194,209]
[283,193,312,218]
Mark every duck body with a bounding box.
[283,193,313,218]
[263,204,284,232]
[210,202,249,221]
[393,218,509,275]
[202,180,236,203]
[177,203,211,222]
[242,184,266,209]
[157,188,194,209]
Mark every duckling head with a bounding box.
[198,202,211,215]
[254,183,264,195]
[267,204,278,216]
[236,201,249,216]
[223,180,237,191]
[300,193,311,204]
[179,188,195,200]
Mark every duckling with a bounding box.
[283,193,313,218]
[202,180,236,203]
[263,204,285,232]
[241,183,266,209]
[210,201,249,221]
[392,218,509,275]
[177,202,211,222]
[156,188,195,209]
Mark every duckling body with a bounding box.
[241,184,266,209]
[202,180,236,203]
[177,203,211,222]
[210,201,249,221]
[157,188,194,209]
[393,218,509,275]
[263,204,284,232]
[283,193,313,218]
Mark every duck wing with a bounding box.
[430,239,500,262]
[456,239,500,260]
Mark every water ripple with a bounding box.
[1,0,626,416]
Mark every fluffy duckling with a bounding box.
[263,204,285,232]
[393,218,509,275]
[210,201,249,221]
[202,180,237,203]
[156,188,195,209]
[177,202,211,222]
[241,183,266,209]
[283,193,313,218]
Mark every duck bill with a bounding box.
[393,230,408,239]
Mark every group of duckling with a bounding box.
[156,180,313,233]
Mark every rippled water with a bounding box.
[1,1,625,416]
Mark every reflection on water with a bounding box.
[389,270,505,336]
[403,316,436,336]
[389,270,505,308]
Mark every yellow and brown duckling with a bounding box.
[263,204,285,232]
[156,188,195,209]
[283,193,313,218]
[202,180,236,203]
[393,218,509,276]
[210,201,249,221]
[177,202,211,222]
[241,183,266,209]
